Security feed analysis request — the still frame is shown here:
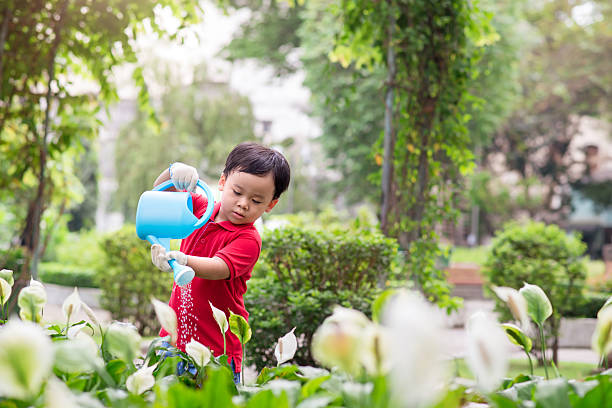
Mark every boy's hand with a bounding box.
[169,162,198,192]
[151,244,188,272]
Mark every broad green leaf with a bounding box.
[301,375,331,398]
[501,323,532,352]
[519,283,552,326]
[229,310,252,345]
[534,378,571,408]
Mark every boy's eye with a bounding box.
[233,190,241,196]
[252,199,262,204]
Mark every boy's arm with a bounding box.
[186,255,230,280]
[153,167,174,189]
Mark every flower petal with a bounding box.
[126,363,158,395]
[185,339,211,367]
[62,287,82,323]
[152,298,177,344]
[0,277,11,305]
[209,301,228,334]
[274,327,297,365]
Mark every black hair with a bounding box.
[223,142,291,200]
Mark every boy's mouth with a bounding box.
[233,211,245,218]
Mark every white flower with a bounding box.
[62,287,82,325]
[519,283,553,326]
[0,269,14,286]
[17,282,47,323]
[66,322,90,339]
[0,319,54,399]
[592,306,612,357]
[383,290,448,408]
[126,362,158,395]
[466,311,509,393]
[491,285,530,329]
[104,321,142,362]
[360,324,391,376]
[185,339,211,367]
[152,297,177,344]
[81,301,101,329]
[54,335,102,373]
[0,277,11,305]
[311,308,367,376]
[209,301,228,334]
[45,377,79,408]
[274,327,298,365]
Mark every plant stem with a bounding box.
[538,324,549,379]
[525,350,534,376]
[223,333,226,355]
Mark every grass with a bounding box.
[449,246,605,279]
[452,358,597,381]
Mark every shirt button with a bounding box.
[201,239,206,243]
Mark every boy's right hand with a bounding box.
[151,244,172,272]
[169,162,198,192]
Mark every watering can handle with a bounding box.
[153,179,215,229]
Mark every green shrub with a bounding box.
[483,221,588,359]
[564,291,609,318]
[245,226,398,370]
[95,225,173,336]
[39,262,97,288]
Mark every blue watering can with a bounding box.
[136,179,215,287]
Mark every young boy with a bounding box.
[150,142,290,383]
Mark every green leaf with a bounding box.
[300,375,331,398]
[105,359,129,385]
[534,378,571,408]
[600,296,612,316]
[229,310,252,345]
[519,283,553,326]
[501,323,532,352]
[247,389,290,408]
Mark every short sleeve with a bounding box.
[215,235,261,280]
[190,193,208,219]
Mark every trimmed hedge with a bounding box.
[39,262,98,288]
[245,226,399,370]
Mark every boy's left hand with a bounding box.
[151,244,188,272]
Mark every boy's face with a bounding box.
[216,170,278,225]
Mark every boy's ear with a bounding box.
[265,199,279,213]
[218,173,226,191]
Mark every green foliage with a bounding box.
[38,262,97,288]
[483,221,588,354]
[245,225,398,370]
[95,225,173,336]
[565,292,611,319]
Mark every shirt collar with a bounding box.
[210,201,254,231]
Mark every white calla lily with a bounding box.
[126,362,158,395]
[492,285,530,329]
[360,323,391,376]
[0,277,11,306]
[0,269,14,286]
[383,290,448,408]
[45,376,79,408]
[152,297,177,345]
[592,306,612,358]
[105,321,142,362]
[81,301,101,329]
[210,301,229,354]
[209,301,229,333]
[54,334,102,373]
[466,311,510,393]
[62,287,82,326]
[0,319,54,399]
[274,327,298,365]
[312,307,369,376]
[18,282,47,323]
[185,339,211,368]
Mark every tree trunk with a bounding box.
[381,3,396,236]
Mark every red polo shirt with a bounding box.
[159,193,261,372]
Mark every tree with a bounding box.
[484,0,611,222]
[113,63,257,220]
[0,0,202,307]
